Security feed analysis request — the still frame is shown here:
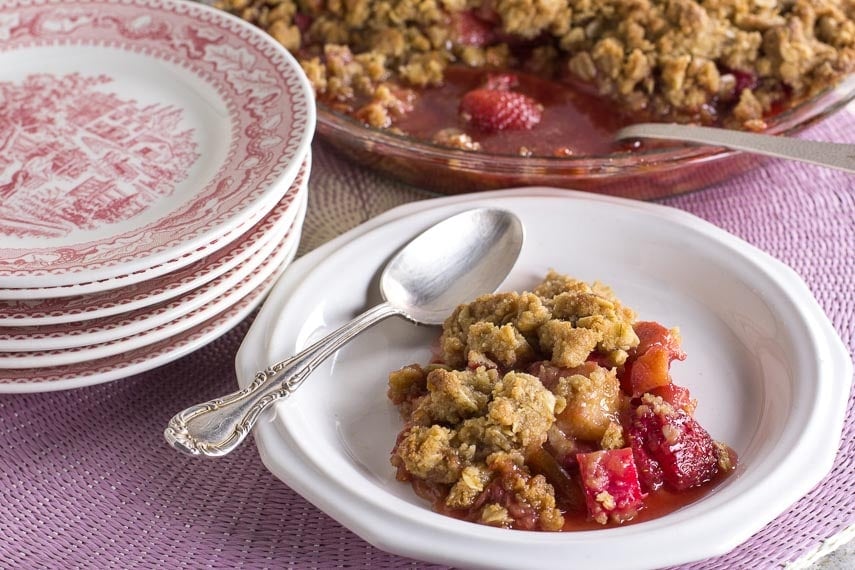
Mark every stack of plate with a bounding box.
[0,0,315,392]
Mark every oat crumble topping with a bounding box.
[384,271,736,530]
[216,0,854,144]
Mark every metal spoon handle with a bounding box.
[616,123,855,174]
[164,301,402,457]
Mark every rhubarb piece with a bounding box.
[527,447,585,513]
[577,448,644,525]
[553,366,622,442]
[622,321,687,397]
[626,346,672,396]
[628,395,718,492]
[633,321,686,360]
[649,383,697,415]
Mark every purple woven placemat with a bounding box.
[2,109,854,568]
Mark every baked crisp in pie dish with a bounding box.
[384,271,736,530]
[216,0,854,157]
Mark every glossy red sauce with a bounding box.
[397,322,737,531]
[560,465,734,531]
[413,452,735,531]
[394,66,633,156]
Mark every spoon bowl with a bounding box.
[380,208,524,325]
[165,207,524,457]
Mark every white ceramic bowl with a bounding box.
[237,189,852,570]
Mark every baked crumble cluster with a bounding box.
[216,0,854,138]
[385,271,736,530]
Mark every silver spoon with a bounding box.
[164,207,525,457]
[615,123,855,174]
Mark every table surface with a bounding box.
[1,106,854,569]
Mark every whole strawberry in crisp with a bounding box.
[459,75,543,133]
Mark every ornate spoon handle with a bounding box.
[164,302,402,457]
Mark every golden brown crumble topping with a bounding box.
[217,0,854,137]
[386,271,737,530]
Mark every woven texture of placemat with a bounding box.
[2,107,854,568]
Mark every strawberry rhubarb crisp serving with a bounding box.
[216,0,854,156]
[385,271,736,530]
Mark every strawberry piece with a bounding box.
[732,69,758,94]
[451,10,496,47]
[628,399,718,492]
[294,13,313,33]
[474,1,501,24]
[585,352,614,369]
[719,66,758,96]
[628,432,664,491]
[576,449,644,525]
[459,88,543,133]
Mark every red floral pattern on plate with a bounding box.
[0,0,314,287]
[0,73,198,238]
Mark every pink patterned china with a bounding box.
[0,205,261,301]
[0,217,301,372]
[0,160,308,323]
[0,187,305,351]
[0,257,292,393]
[0,0,314,289]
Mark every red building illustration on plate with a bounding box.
[0,73,199,238]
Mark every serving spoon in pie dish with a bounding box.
[615,123,855,173]
[165,207,524,457]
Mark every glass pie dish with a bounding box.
[317,74,855,200]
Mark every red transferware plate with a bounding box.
[0,0,315,289]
